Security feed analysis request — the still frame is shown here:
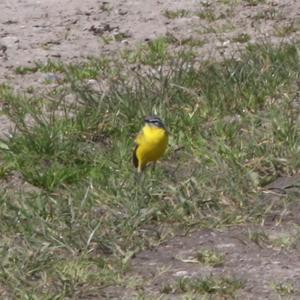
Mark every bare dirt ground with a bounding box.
[1,0,300,88]
[1,0,300,299]
[125,176,300,299]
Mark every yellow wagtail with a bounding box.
[133,116,168,172]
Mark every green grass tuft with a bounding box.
[177,275,243,296]
[196,249,224,267]
[0,41,299,297]
[163,9,190,19]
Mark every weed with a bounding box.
[177,275,243,296]
[274,23,298,37]
[161,33,206,48]
[272,281,295,295]
[248,230,269,246]
[163,9,190,19]
[196,249,224,267]
[245,0,265,6]
[271,233,298,249]
[15,66,38,75]
[114,32,131,42]
[100,2,112,13]
[122,37,171,65]
[219,0,241,4]
[253,8,283,21]
[196,9,217,22]
[232,33,251,43]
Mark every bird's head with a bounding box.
[144,116,165,128]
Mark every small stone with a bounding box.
[173,270,189,277]
[40,72,59,82]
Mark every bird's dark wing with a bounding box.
[132,145,139,168]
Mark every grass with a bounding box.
[14,58,111,80]
[15,66,38,75]
[272,281,295,296]
[196,249,224,267]
[232,33,251,43]
[163,9,190,19]
[196,8,218,22]
[248,229,269,247]
[270,230,300,249]
[219,0,241,4]
[113,32,131,42]
[177,275,243,296]
[156,33,206,48]
[253,8,283,21]
[274,23,298,38]
[121,37,172,65]
[244,0,265,6]
[271,235,297,249]
[197,21,236,34]
[0,41,299,298]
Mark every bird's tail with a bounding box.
[133,145,139,169]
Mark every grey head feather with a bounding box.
[144,116,165,128]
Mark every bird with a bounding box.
[133,116,168,173]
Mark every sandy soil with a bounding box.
[1,0,300,299]
[1,0,300,88]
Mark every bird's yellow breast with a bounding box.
[135,124,168,171]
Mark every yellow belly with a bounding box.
[135,125,168,171]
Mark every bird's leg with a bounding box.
[148,162,157,176]
[135,170,141,182]
[135,167,145,185]
[134,169,146,210]
[151,162,156,172]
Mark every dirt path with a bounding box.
[1,0,299,89]
[0,0,196,86]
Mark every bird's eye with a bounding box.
[151,120,161,126]
[144,117,163,127]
